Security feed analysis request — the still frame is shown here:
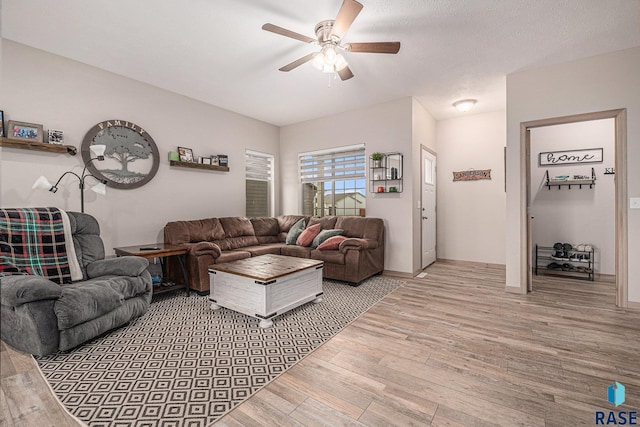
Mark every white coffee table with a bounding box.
[208,254,324,328]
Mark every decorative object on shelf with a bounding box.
[211,155,219,166]
[452,169,491,182]
[544,168,595,189]
[539,148,603,166]
[178,146,194,162]
[168,151,179,161]
[0,110,4,137]
[48,129,64,145]
[32,145,108,213]
[7,120,44,143]
[200,157,212,165]
[377,186,384,193]
[371,152,384,168]
[218,155,228,167]
[81,120,159,189]
[389,186,397,192]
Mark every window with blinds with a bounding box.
[245,150,273,217]
[299,145,366,217]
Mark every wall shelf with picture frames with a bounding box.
[369,152,403,193]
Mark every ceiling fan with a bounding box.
[262,0,400,81]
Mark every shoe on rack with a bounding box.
[569,253,580,261]
[553,242,563,250]
[547,262,561,270]
[562,243,573,251]
[562,263,573,271]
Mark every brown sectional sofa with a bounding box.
[164,215,385,293]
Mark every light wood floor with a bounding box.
[2,262,639,426]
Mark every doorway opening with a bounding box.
[421,146,437,269]
[521,109,628,307]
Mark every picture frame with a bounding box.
[48,129,64,145]
[210,155,219,166]
[0,110,4,138]
[7,120,44,143]
[178,146,194,162]
[200,157,212,165]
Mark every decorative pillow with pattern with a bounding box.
[296,224,322,247]
[285,218,306,245]
[317,235,347,250]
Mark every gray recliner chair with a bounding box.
[1,211,152,356]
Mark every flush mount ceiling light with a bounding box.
[453,99,477,112]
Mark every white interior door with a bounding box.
[421,148,436,268]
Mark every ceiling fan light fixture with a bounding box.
[323,45,338,65]
[453,99,477,112]
[311,52,325,70]
[334,54,348,71]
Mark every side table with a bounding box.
[114,243,190,296]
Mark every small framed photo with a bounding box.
[7,120,44,143]
[200,157,212,165]
[178,146,194,162]
[210,155,219,166]
[0,110,4,137]
[48,129,64,145]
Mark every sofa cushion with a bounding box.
[285,218,306,245]
[250,217,280,244]
[164,218,225,244]
[296,224,321,247]
[308,216,337,230]
[317,235,347,250]
[215,250,251,263]
[311,249,345,265]
[234,244,282,257]
[216,217,259,250]
[312,229,344,248]
[280,245,313,258]
[55,281,124,330]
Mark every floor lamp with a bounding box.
[33,145,108,213]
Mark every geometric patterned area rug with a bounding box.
[36,276,403,426]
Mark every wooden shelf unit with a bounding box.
[169,160,229,172]
[0,136,77,155]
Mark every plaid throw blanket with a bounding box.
[0,207,75,284]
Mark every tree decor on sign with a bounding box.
[453,169,491,181]
[81,120,159,189]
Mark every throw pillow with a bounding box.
[285,219,306,245]
[296,224,322,247]
[317,235,347,250]
[311,229,344,248]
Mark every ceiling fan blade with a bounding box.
[330,0,363,39]
[262,23,315,44]
[338,66,354,81]
[347,42,401,54]
[279,53,316,72]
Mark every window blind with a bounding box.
[245,150,273,181]
[299,145,365,183]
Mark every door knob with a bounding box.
[422,216,428,220]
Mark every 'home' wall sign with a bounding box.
[539,148,603,166]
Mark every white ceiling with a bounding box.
[2,0,638,126]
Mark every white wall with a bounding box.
[506,47,640,303]
[0,41,280,255]
[436,111,507,265]
[530,119,615,274]
[280,97,418,274]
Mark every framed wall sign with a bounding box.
[539,148,603,166]
[81,120,159,189]
[6,120,44,142]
